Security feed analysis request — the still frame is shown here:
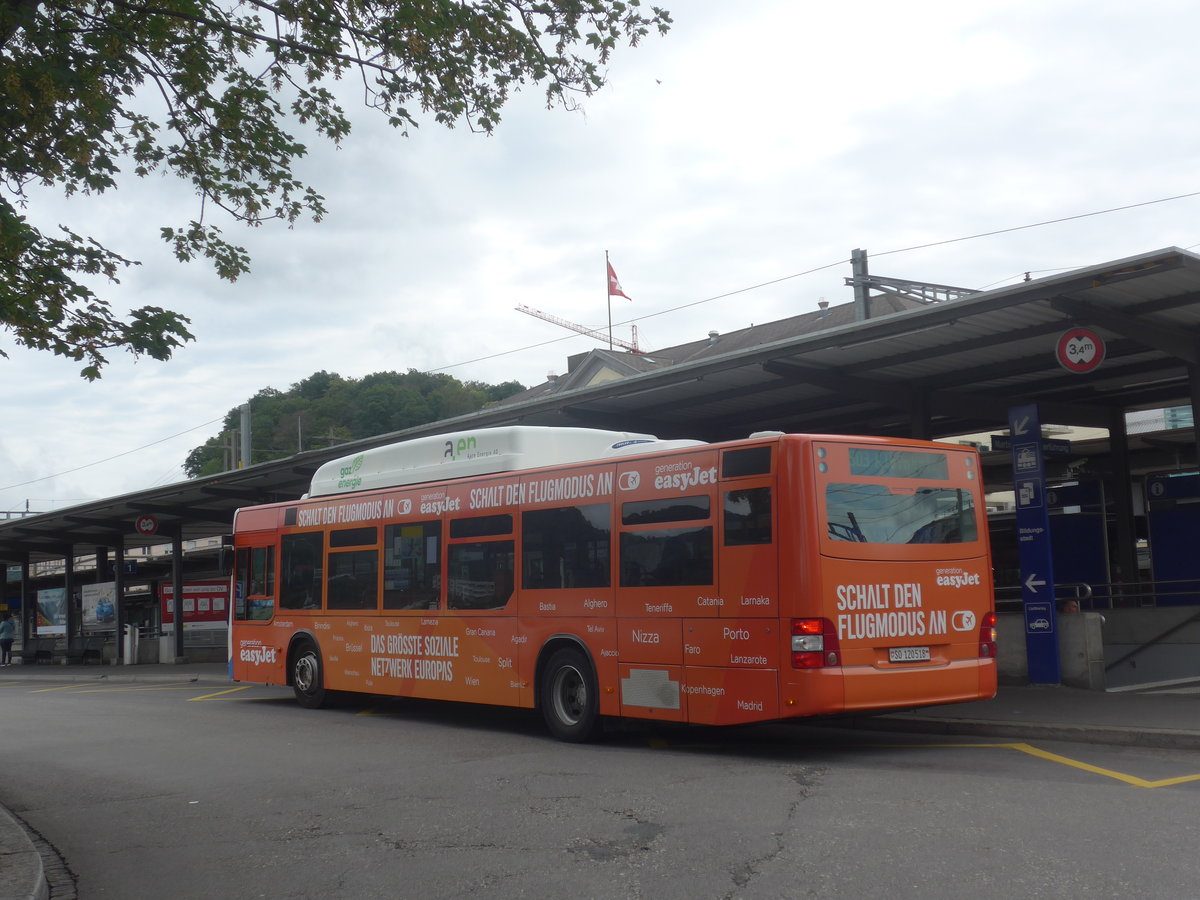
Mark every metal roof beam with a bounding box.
[1133,288,1200,315]
[847,320,1067,373]
[763,360,916,406]
[764,359,1113,429]
[1016,357,1187,400]
[198,485,286,502]
[550,405,660,433]
[1050,294,1200,364]
[65,515,124,529]
[712,404,963,440]
[632,378,796,417]
[913,336,1162,391]
[133,504,233,526]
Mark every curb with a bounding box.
[0,805,48,900]
[850,713,1200,751]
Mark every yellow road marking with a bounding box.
[31,683,97,693]
[888,741,1200,789]
[1009,742,1200,789]
[188,686,254,701]
[17,684,1200,787]
[652,737,1200,789]
[76,691,210,696]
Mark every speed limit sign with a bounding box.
[134,514,159,536]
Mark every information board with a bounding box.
[1010,403,1061,683]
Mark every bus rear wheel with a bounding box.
[292,641,328,709]
[540,647,601,742]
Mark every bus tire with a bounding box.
[291,640,329,709]
[540,646,601,743]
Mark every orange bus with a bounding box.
[229,426,996,740]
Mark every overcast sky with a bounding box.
[3,0,1199,514]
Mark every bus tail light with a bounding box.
[791,618,840,669]
[978,611,997,658]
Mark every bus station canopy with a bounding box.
[2,246,1199,566]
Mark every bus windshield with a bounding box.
[826,483,977,544]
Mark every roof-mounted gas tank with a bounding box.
[307,426,705,497]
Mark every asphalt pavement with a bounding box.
[1,661,1197,899]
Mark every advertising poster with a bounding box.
[36,587,67,635]
[82,582,118,631]
[160,581,229,628]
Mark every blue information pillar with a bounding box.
[1009,403,1061,683]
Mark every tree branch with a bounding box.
[104,0,408,79]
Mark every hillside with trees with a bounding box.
[184,369,524,478]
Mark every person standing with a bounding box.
[0,611,14,666]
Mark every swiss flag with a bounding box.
[607,261,632,300]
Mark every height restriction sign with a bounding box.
[1056,327,1105,373]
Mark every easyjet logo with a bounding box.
[239,646,278,665]
[936,572,981,588]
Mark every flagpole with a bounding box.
[605,250,613,349]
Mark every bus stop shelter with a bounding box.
[2,246,1199,669]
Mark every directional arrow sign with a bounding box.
[1009,402,1061,683]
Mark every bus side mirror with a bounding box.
[218,537,234,576]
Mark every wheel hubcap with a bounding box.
[295,654,317,693]
[552,665,585,725]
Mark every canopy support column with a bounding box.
[1108,407,1139,605]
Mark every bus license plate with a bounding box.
[889,646,931,663]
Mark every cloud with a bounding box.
[4,0,1199,510]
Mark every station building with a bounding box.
[3,247,1199,688]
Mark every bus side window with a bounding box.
[326,527,379,611]
[447,542,514,609]
[383,521,442,610]
[619,496,713,587]
[521,503,610,590]
[722,446,772,478]
[235,546,276,621]
[448,514,513,610]
[327,550,379,610]
[724,487,772,546]
[619,527,713,586]
[281,532,324,610]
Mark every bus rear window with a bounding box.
[847,448,949,480]
[826,484,977,544]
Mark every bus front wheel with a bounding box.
[292,641,328,709]
[540,647,601,742]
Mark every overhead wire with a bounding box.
[431,189,1200,373]
[871,190,1200,259]
[978,268,1080,291]
[0,416,226,493]
[14,190,1200,487]
[427,257,850,373]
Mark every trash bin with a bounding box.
[123,625,138,666]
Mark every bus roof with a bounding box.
[307,426,707,497]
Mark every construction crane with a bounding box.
[516,304,641,353]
